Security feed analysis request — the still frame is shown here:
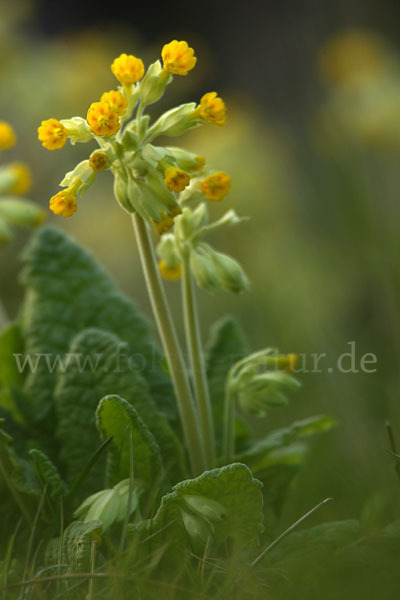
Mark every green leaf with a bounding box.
[0,323,25,420]
[131,463,263,560]
[28,448,68,499]
[96,394,163,489]
[267,520,360,566]
[54,328,186,495]
[19,226,177,428]
[205,316,249,446]
[237,415,337,468]
[236,416,336,520]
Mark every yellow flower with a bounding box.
[154,214,175,235]
[87,102,120,137]
[164,167,190,193]
[200,172,231,201]
[9,163,32,195]
[195,92,226,126]
[111,54,145,85]
[0,121,16,150]
[161,40,197,75]
[37,118,68,150]
[158,259,181,281]
[49,188,78,218]
[89,151,109,171]
[100,90,128,116]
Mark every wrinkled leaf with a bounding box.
[46,520,102,572]
[131,463,263,560]
[19,226,177,430]
[55,328,186,495]
[29,448,68,499]
[96,394,163,489]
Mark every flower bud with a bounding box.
[190,248,221,292]
[156,233,180,265]
[0,198,46,227]
[59,117,92,144]
[2,163,32,196]
[139,60,172,106]
[166,147,206,172]
[208,248,249,294]
[178,204,208,240]
[146,168,180,214]
[147,103,198,139]
[60,160,96,195]
[237,370,301,417]
[113,172,132,213]
[0,164,32,196]
[89,151,109,172]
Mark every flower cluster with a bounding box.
[0,121,45,245]
[37,40,247,293]
[37,40,228,222]
[156,205,249,294]
[227,349,301,417]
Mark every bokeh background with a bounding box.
[1,0,400,589]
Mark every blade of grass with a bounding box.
[250,497,332,568]
[0,519,21,600]
[20,485,48,600]
[65,435,113,504]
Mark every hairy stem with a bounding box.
[131,213,206,475]
[181,252,215,468]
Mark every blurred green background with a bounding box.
[1,0,400,580]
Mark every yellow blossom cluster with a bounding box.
[36,39,230,230]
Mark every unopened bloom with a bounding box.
[89,151,109,171]
[200,172,231,201]
[164,167,190,192]
[9,163,32,195]
[49,188,78,218]
[162,40,197,75]
[0,121,16,150]
[158,259,181,281]
[37,118,68,150]
[87,102,120,137]
[111,53,145,85]
[100,90,128,116]
[195,92,227,126]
